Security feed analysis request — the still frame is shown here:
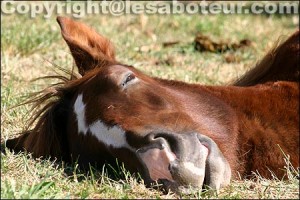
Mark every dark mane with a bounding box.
[233,30,299,86]
[6,68,95,160]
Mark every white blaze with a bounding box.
[74,94,88,134]
[89,120,128,148]
[73,94,129,149]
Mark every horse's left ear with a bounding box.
[56,16,116,75]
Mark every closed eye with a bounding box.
[122,73,136,87]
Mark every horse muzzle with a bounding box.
[136,132,231,193]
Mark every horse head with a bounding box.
[56,17,232,191]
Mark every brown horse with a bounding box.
[5,16,299,192]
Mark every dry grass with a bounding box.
[1,3,299,199]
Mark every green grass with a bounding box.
[1,2,299,199]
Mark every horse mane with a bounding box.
[6,66,96,160]
[233,30,299,86]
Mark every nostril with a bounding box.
[146,133,168,146]
[148,133,163,141]
[146,132,156,141]
[145,132,181,156]
[153,137,167,150]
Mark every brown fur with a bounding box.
[5,17,299,184]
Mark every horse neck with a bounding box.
[158,78,298,138]
[204,81,298,122]
[204,81,299,177]
[160,79,298,177]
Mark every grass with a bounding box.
[1,2,299,199]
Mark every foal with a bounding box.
[5,17,299,192]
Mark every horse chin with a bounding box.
[136,132,211,192]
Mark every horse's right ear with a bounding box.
[56,16,116,75]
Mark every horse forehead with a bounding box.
[73,94,131,149]
[96,64,136,86]
[108,65,131,77]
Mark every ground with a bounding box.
[1,2,299,199]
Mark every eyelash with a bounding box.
[122,73,135,87]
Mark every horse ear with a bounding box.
[56,16,116,75]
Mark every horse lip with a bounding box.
[136,142,176,183]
